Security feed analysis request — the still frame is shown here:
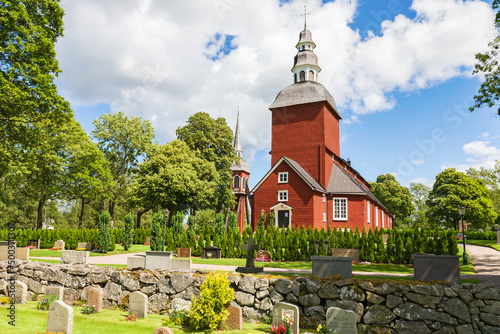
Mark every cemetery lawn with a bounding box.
[465,240,500,252]
[1,301,273,334]
[29,244,150,258]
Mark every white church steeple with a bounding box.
[292,6,321,83]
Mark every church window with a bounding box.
[294,73,297,83]
[233,175,240,190]
[382,213,385,228]
[300,71,305,82]
[278,190,288,202]
[333,198,347,220]
[367,201,370,223]
[308,70,314,81]
[375,207,379,227]
[323,213,326,222]
[278,172,288,183]
[323,194,326,203]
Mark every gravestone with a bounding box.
[54,240,65,250]
[28,239,40,249]
[46,300,73,334]
[311,256,353,279]
[127,254,146,269]
[326,306,357,334]
[43,286,63,300]
[145,251,172,270]
[153,327,174,334]
[61,250,89,264]
[177,247,191,258]
[15,281,27,304]
[225,303,243,330]
[331,248,359,264]
[413,254,460,283]
[77,242,92,251]
[236,237,264,273]
[129,291,148,318]
[497,231,500,244]
[382,234,389,245]
[201,246,222,259]
[0,240,29,261]
[145,237,151,244]
[272,302,299,334]
[87,287,103,313]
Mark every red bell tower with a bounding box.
[231,111,250,233]
[269,27,341,188]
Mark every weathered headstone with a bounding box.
[145,251,172,270]
[311,256,353,279]
[15,281,27,304]
[129,291,148,318]
[497,230,500,245]
[127,255,146,269]
[236,237,264,273]
[201,246,222,259]
[61,250,89,264]
[225,303,243,330]
[43,286,63,300]
[326,306,357,334]
[331,248,359,264]
[77,242,92,251]
[153,327,174,334]
[87,287,103,313]
[272,302,299,334]
[28,239,40,249]
[145,236,151,244]
[46,300,73,334]
[54,240,65,250]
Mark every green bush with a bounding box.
[150,211,163,251]
[122,213,134,251]
[188,271,235,332]
[97,211,111,253]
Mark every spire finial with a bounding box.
[234,107,242,156]
[301,5,310,30]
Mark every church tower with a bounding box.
[231,111,250,233]
[269,25,341,188]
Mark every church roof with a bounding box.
[251,156,326,193]
[296,29,316,48]
[231,157,251,174]
[327,163,390,213]
[269,81,340,118]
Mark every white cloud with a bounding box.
[54,0,496,163]
[409,177,434,188]
[442,140,500,172]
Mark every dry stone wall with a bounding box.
[1,260,499,333]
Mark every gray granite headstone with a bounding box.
[326,307,357,334]
[15,281,27,304]
[497,231,500,244]
[129,291,148,318]
[311,256,353,279]
[61,250,89,264]
[77,242,92,251]
[272,302,299,334]
[46,300,73,334]
[413,254,460,283]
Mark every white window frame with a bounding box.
[323,194,326,203]
[367,201,371,224]
[333,198,348,220]
[323,212,326,222]
[382,213,385,228]
[278,190,288,202]
[375,207,379,227]
[278,172,288,183]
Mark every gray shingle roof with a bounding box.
[269,82,339,118]
[283,157,325,192]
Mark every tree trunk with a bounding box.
[136,207,149,229]
[36,195,46,230]
[78,197,85,229]
[109,199,115,228]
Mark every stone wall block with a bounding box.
[362,305,396,324]
[274,278,293,294]
[317,282,339,300]
[238,275,257,294]
[443,298,471,323]
[298,293,321,306]
[170,274,194,292]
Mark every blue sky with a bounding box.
[54,0,500,188]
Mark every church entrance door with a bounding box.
[277,210,289,228]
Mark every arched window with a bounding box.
[294,73,297,83]
[299,71,305,82]
[233,175,240,190]
[308,70,314,81]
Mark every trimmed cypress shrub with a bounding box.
[366,229,375,263]
[403,236,413,264]
[150,211,163,251]
[386,233,395,263]
[447,230,459,256]
[123,213,134,251]
[97,211,111,253]
[435,231,448,255]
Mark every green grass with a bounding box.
[0,301,275,334]
[457,246,475,274]
[465,240,500,252]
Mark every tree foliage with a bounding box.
[409,182,431,228]
[97,211,111,253]
[427,168,497,229]
[176,112,237,211]
[92,112,155,223]
[0,0,72,175]
[371,174,414,227]
[131,140,218,215]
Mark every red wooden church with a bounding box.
[249,25,393,232]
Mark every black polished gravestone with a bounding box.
[236,237,264,273]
